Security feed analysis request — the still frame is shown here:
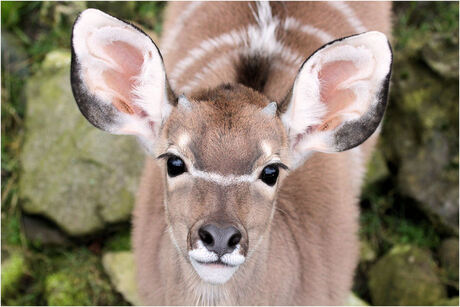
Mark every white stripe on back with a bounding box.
[178,47,300,94]
[161,1,203,56]
[282,17,334,43]
[169,28,246,89]
[327,2,367,33]
[167,2,341,92]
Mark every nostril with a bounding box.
[198,228,214,246]
[198,224,243,256]
[228,233,241,248]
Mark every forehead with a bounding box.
[165,85,286,175]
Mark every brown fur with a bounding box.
[133,2,391,305]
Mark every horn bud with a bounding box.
[261,102,277,117]
[178,94,192,111]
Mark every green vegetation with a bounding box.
[104,228,132,253]
[1,1,458,305]
[1,252,26,297]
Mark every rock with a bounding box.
[102,251,140,305]
[1,31,29,78]
[346,292,369,306]
[1,253,26,297]
[368,245,447,305]
[45,271,91,306]
[20,50,145,236]
[41,49,71,70]
[438,238,459,282]
[437,297,460,306]
[422,33,459,79]
[22,214,71,246]
[43,249,123,305]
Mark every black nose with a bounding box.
[198,224,242,256]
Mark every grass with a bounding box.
[393,2,459,51]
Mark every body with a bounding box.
[133,2,390,305]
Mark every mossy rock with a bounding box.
[43,249,125,306]
[346,292,369,306]
[1,253,26,298]
[368,245,447,305]
[438,238,459,282]
[102,251,140,305]
[422,33,459,80]
[19,50,145,236]
[45,271,92,306]
[437,297,459,306]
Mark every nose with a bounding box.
[198,224,242,256]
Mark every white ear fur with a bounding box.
[71,9,172,142]
[281,31,392,168]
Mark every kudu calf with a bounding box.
[70,2,392,305]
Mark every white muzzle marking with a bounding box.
[188,241,245,284]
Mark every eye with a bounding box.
[167,156,187,177]
[260,164,279,186]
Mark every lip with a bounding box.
[196,260,237,267]
[188,241,246,284]
[189,257,240,284]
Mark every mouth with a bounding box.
[195,260,236,267]
[188,241,245,284]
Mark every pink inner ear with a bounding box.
[102,41,144,114]
[317,60,358,130]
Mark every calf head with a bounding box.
[71,9,391,285]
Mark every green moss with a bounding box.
[105,228,132,252]
[438,238,459,283]
[369,245,447,305]
[1,210,22,246]
[45,271,91,306]
[387,217,441,249]
[437,297,459,306]
[39,248,127,306]
[1,252,26,297]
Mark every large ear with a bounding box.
[281,31,392,167]
[70,9,173,146]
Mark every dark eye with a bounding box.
[167,156,187,177]
[260,164,279,186]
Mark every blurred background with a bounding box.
[1,1,458,305]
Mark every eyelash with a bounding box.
[157,152,177,160]
[266,162,289,171]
